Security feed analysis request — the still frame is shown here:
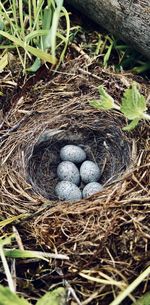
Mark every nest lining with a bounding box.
[27,120,131,200]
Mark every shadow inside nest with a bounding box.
[26,118,131,201]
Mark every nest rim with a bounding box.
[26,116,132,202]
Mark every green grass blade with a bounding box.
[11,0,18,35]
[0,2,18,38]
[0,53,8,71]
[26,57,41,72]
[25,30,49,43]
[132,62,150,74]
[41,6,53,50]
[109,266,150,305]
[4,249,49,261]
[42,5,53,30]
[50,0,63,59]
[4,249,69,261]
[0,45,16,49]
[0,0,68,71]
[58,6,70,63]
[32,0,37,25]
[103,39,113,67]
[0,234,15,247]
[0,214,28,229]
[27,44,57,64]
[0,30,57,64]
[18,0,24,38]
[28,0,32,30]
[0,247,15,292]
[32,0,44,32]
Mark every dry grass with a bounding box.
[0,56,150,304]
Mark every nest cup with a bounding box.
[1,56,149,303]
[27,119,131,201]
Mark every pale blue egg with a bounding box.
[80,160,101,183]
[57,161,80,185]
[55,181,82,201]
[83,182,103,198]
[60,145,86,163]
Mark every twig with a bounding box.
[78,67,103,81]
[82,288,104,305]
[79,272,126,289]
[65,280,82,305]
[70,43,91,62]
[13,226,24,250]
[120,197,150,204]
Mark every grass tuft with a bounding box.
[0,0,70,72]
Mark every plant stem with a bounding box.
[0,246,15,293]
[109,266,150,305]
[142,112,150,120]
[114,104,121,111]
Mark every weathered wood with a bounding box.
[66,0,150,59]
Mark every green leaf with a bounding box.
[90,86,120,110]
[122,118,140,131]
[41,7,53,50]
[98,85,114,103]
[24,44,57,65]
[36,287,66,305]
[103,40,113,67]
[42,6,53,31]
[25,30,49,43]
[121,82,147,120]
[4,249,49,262]
[0,30,57,65]
[90,97,114,110]
[0,285,31,305]
[0,53,8,71]
[132,62,150,74]
[0,20,4,31]
[0,214,28,229]
[27,58,41,72]
[132,292,150,305]
[0,234,15,247]
[0,19,4,42]
[56,0,64,8]
[90,100,103,109]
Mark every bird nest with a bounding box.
[27,121,131,200]
[0,57,150,303]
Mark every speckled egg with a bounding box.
[80,160,101,183]
[60,145,86,163]
[83,182,103,198]
[55,181,82,201]
[57,161,80,185]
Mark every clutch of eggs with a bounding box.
[55,144,103,201]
